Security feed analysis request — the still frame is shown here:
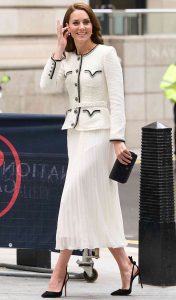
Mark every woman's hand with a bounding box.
[52,20,70,60]
[57,20,70,50]
[113,141,132,165]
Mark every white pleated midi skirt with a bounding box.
[55,129,127,250]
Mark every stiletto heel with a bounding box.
[64,273,69,297]
[111,256,143,296]
[41,268,69,298]
[138,270,143,288]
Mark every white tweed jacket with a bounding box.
[40,44,126,141]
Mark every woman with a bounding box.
[40,2,142,298]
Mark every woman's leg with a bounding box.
[47,249,72,292]
[108,247,137,289]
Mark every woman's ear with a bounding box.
[66,22,70,33]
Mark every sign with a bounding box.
[0,113,68,250]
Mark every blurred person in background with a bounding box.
[160,64,176,154]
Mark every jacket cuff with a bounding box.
[51,56,63,62]
[110,139,125,142]
[48,57,63,79]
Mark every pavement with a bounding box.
[0,246,176,300]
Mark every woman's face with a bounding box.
[67,9,93,44]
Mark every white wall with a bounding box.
[147,0,176,8]
[0,0,89,36]
[0,0,89,6]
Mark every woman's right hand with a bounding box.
[57,20,70,50]
[52,20,70,60]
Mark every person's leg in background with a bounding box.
[174,103,176,155]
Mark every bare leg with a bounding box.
[47,249,72,292]
[109,247,138,289]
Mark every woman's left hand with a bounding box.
[113,141,132,165]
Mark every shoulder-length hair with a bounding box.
[63,2,104,52]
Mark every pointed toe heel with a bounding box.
[41,291,62,298]
[41,270,69,298]
[111,288,131,296]
[111,256,143,296]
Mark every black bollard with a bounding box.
[139,121,176,286]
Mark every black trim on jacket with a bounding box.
[84,70,102,77]
[82,109,101,117]
[50,57,62,79]
[110,139,125,142]
[74,56,83,128]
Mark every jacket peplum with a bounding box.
[40,44,126,141]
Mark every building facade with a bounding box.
[0,0,175,148]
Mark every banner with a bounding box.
[0,113,68,250]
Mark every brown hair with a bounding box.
[63,2,104,52]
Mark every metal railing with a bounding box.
[94,9,176,35]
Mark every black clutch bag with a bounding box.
[109,151,137,183]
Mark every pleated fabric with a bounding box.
[55,129,127,250]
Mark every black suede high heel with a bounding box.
[41,269,69,298]
[111,256,143,296]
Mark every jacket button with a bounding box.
[77,56,80,61]
[74,109,78,113]
[71,123,75,127]
[76,69,79,73]
[75,83,78,86]
[75,97,78,101]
